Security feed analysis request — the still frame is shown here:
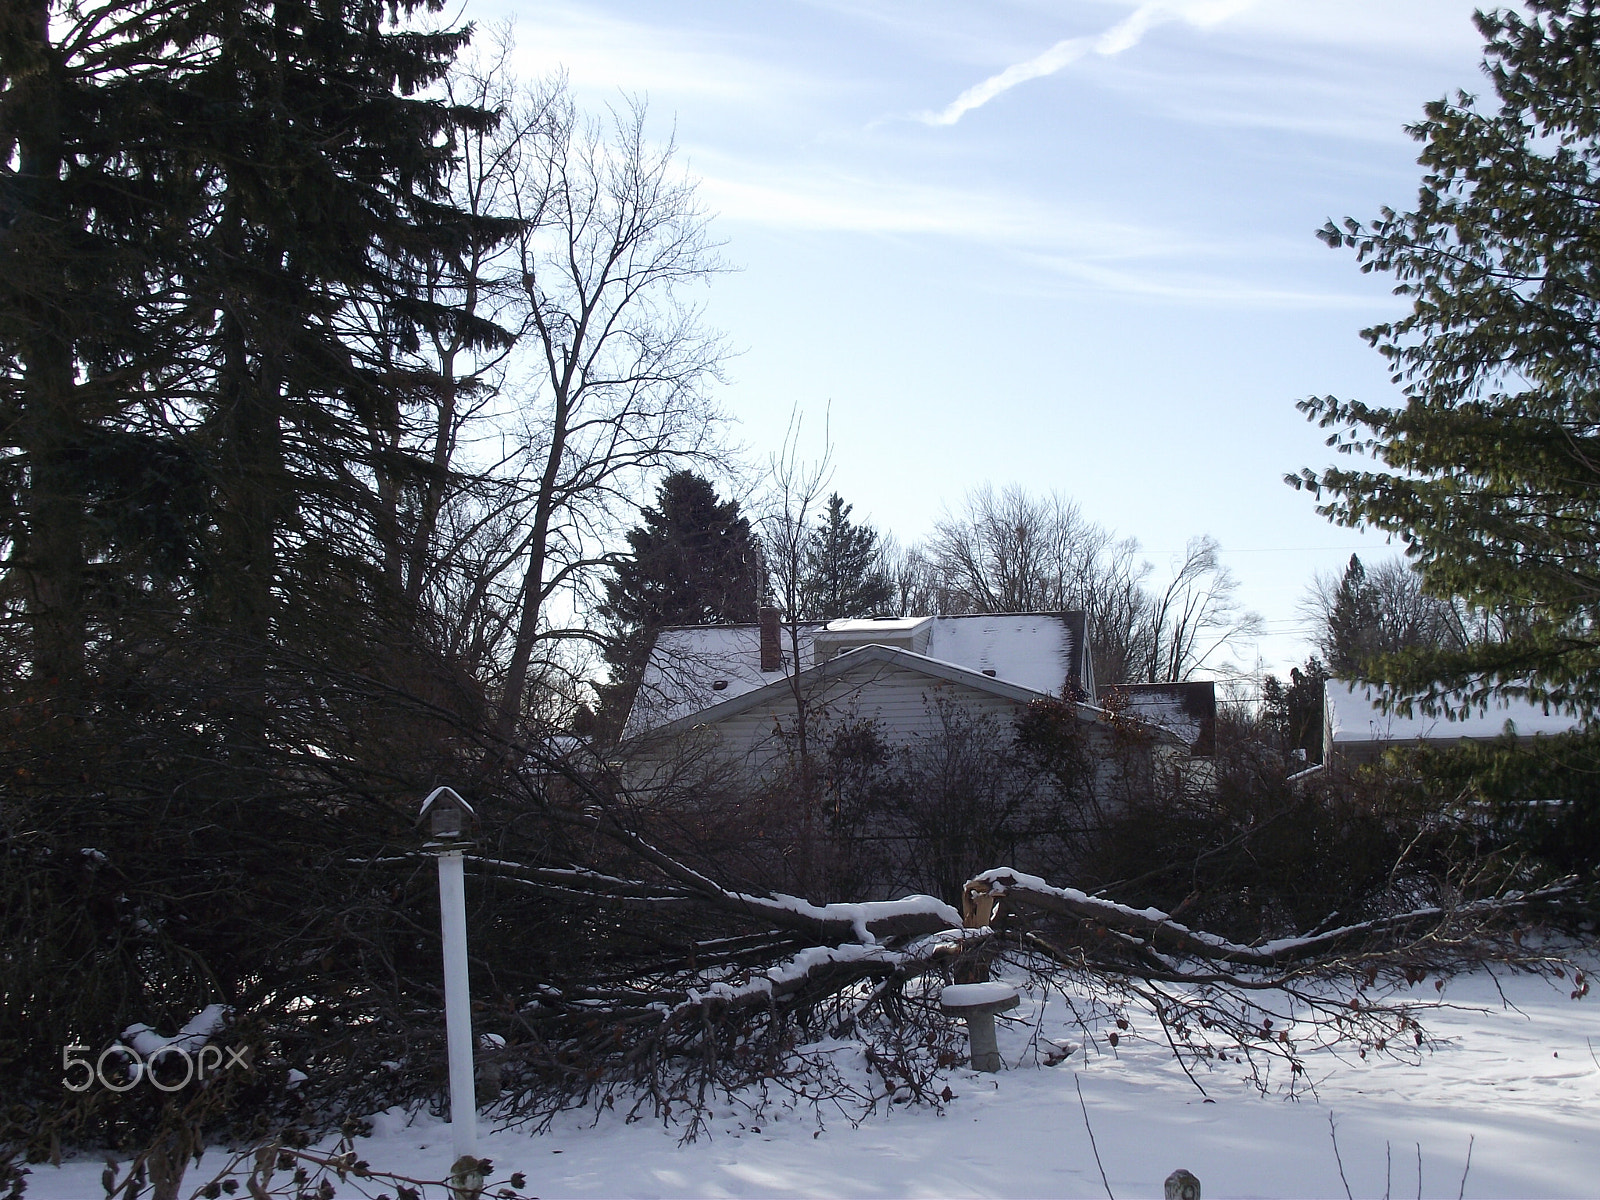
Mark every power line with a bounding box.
[1141,544,1378,555]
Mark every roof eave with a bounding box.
[619,642,1110,746]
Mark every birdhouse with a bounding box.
[418,786,477,842]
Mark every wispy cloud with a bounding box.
[692,160,1180,255]
[919,0,1258,126]
[691,159,1374,307]
[492,1,816,106]
[1019,252,1386,308]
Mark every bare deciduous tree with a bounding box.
[920,489,1259,686]
[1136,536,1261,684]
[1301,555,1476,676]
[929,484,1112,615]
[364,39,730,739]
[1078,538,1154,687]
[492,85,730,738]
[876,535,946,617]
[758,410,834,765]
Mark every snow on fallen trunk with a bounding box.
[737,892,962,944]
[969,867,1574,966]
[667,931,978,1020]
[122,1004,230,1058]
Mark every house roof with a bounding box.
[625,642,1112,745]
[623,622,823,740]
[1101,681,1217,756]
[1324,679,1589,748]
[821,617,930,635]
[925,612,1088,692]
[623,612,1091,740]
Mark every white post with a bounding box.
[436,846,477,1164]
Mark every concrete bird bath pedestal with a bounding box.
[940,981,1019,1072]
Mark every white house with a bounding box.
[1322,679,1590,767]
[618,609,1191,788]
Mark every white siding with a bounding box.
[683,658,1035,778]
[625,612,1088,738]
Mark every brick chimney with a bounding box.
[759,605,781,672]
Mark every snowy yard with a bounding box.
[26,959,1600,1200]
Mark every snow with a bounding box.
[823,618,931,635]
[742,891,962,942]
[973,867,1195,939]
[121,1004,230,1058]
[1118,689,1190,728]
[1326,680,1588,746]
[29,960,1600,1199]
[624,624,815,736]
[968,867,1571,966]
[418,784,475,820]
[1106,683,1215,753]
[923,613,1076,695]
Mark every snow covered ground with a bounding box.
[25,959,1600,1199]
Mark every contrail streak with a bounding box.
[921,0,1255,127]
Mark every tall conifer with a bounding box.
[801,493,892,621]
[1294,0,1600,716]
[0,0,515,1131]
[597,471,762,729]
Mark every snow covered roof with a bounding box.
[925,613,1088,694]
[417,785,475,821]
[822,617,931,635]
[623,612,1091,739]
[627,642,1110,744]
[1324,679,1589,754]
[1101,682,1216,756]
[624,622,823,739]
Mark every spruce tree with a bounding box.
[1292,0,1600,717]
[801,493,893,621]
[1263,657,1330,763]
[0,0,218,701]
[597,471,763,728]
[179,1,506,653]
[1325,555,1379,677]
[1,0,515,1136]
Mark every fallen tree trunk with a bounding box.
[964,867,1579,968]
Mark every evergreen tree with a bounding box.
[0,0,216,701]
[1292,0,1600,717]
[1262,657,1330,764]
[182,1,507,655]
[597,471,763,726]
[1325,555,1379,677]
[1,0,516,1139]
[1,0,507,685]
[1313,554,1472,679]
[801,493,892,621]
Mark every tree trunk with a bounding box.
[11,0,86,706]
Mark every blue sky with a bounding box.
[476,0,1498,681]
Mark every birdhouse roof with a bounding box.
[417,785,476,822]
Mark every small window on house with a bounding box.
[712,679,729,691]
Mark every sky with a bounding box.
[471,0,1502,684]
